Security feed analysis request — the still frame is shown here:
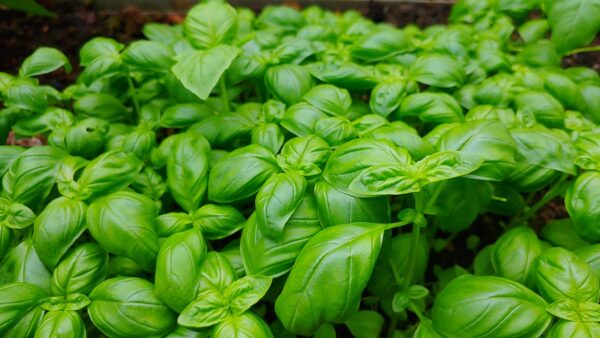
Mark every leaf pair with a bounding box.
[349,151,483,196]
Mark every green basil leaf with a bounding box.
[212,313,273,338]
[4,80,47,113]
[437,120,516,181]
[241,195,321,277]
[86,191,160,272]
[224,275,272,315]
[307,61,377,90]
[0,239,52,293]
[161,103,214,129]
[281,102,328,137]
[143,23,182,45]
[344,310,384,338]
[122,40,175,72]
[256,172,307,240]
[197,252,237,293]
[409,54,466,88]
[4,306,44,338]
[323,139,412,194]
[251,123,284,154]
[431,275,551,338]
[351,29,412,62]
[546,0,600,54]
[545,299,580,321]
[535,247,599,303]
[303,84,352,117]
[88,277,177,337]
[370,81,406,117]
[35,310,85,338]
[315,179,390,227]
[490,226,542,289]
[276,135,331,176]
[74,93,130,122]
[208,145,281,203]
[430,178,492,233]
[548,320,600,338]
[19,47,71,78]
[184,2,238,50]
[167,133,211,212]
[156,228,207,313]
[363,122,434,161]
[0,282,47,335]
[178,285,229,329]
[566,172,600,242]
[397,92,464,124]
[265,64,314,106]
[79,37,124,66]
[275,222,385,335]
[188,113,252,148]
[76,151,143,200]
[518,19,549,44]
[172,45,240,100]
[51,243,108,296]
[32,197,87,269]
[192,204,245,240]
[315,116,357,146]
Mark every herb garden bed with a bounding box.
[1,0,600,337]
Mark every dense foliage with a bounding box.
[1,0,600,337]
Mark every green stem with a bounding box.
[509,174,569,227]
[567,45,600,55]
[402,192,425,290]
[408,303,426,322]
[386,316,398,338]
[219,76,230,113]
[126,75,140,115]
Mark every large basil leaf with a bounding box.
[155,228,207,313]
[409,54,466,88]
[241,194,321,277]
[566,172,600,242]
[546,0,600,54]
[0,282,47,335]
[88,277,177,337]
[51,243,108,296]
[76,151,143,200]
[275,222,385,335]
[19,47,71,78]
[208,145,281,203]
[212,313,273,338]
[171,45,240,100]
[265,64,314,106]
[2,146,66,206]
[32,197,87,269]
[35,310,85,338]
[86,191,160,272]
[192,204,245,240]
[436,120,516,181]
[256,172,307,240]
[314,179,390,227]
[535,247,599,303]
[167,133,211,212]
[0,239,52,293]
[490,226,542,289]
[323,138,411,194]
[350,29,412,62]
[184,2,238,50]
[431,275,551,338]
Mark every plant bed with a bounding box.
[1,0,600,337]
